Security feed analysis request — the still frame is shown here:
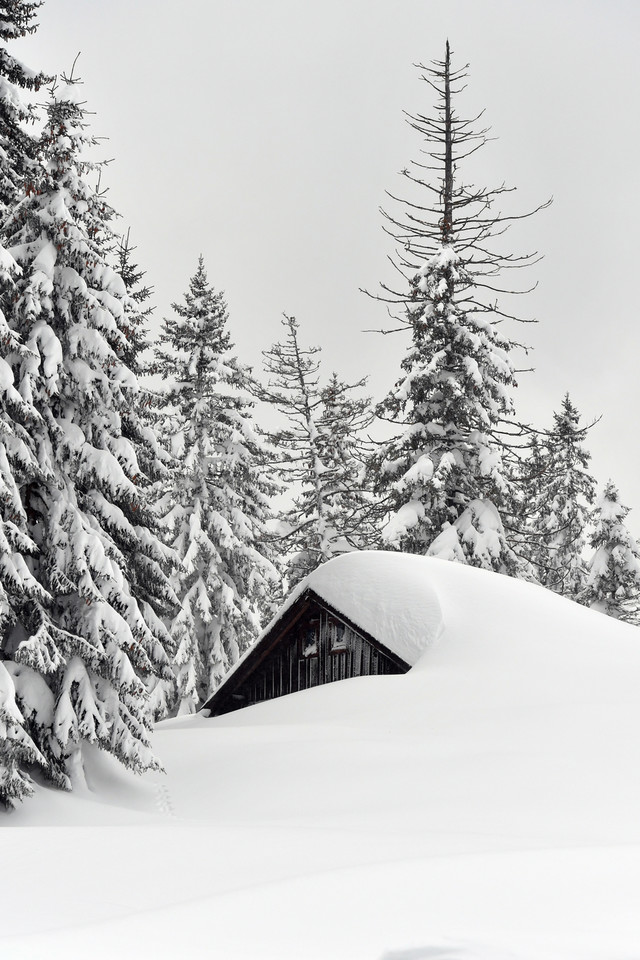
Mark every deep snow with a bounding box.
[3,555,640,959]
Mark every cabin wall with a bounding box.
[224,607,404,714]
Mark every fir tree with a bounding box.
[114,230,172,530]
[583,480,640,621]
[0,75,176,787]
[427,498,522,576]
[509,431,545,561]
[262,315,373,586]
[317,372,376,550]
[0,659,45,806]
[0,0,49,213]
[116,232,177,719]
[114,230,152,377]
[0,10,71,799]
[155,256,278,714]
[369,43,546,566]
[528,394,595,599]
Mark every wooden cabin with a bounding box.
[202,586,411,717]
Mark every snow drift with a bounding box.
[4,555,640,960]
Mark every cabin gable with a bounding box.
[203,590,409,717]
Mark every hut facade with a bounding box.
[203,588,409,716]
[202,551,445,718]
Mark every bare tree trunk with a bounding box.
[442,39,453,246]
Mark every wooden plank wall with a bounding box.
[241,607,401,708]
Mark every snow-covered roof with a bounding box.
[210,552,446,703]
[283,551,444,666]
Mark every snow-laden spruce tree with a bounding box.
[0,659,45,806]
[0,74,177,789]
[317,371,376,547]
[115,230,152,377]
[582,480,640,621]
[0,3,81,800]
[369,42,546,570]
[116,232,178,719]
[528,394,595,599]
[0,0,49,213]
[426,498,522,575]
[0,283,71,791]
[262,314,374,586]
[114,231,172,524]
[155,256,278,714]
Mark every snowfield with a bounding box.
[3,555,640,959]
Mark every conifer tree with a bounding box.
[583,481,640,621]
[114,230,152,376]
[0,659,45,806]
[528,394,595,599]
[317,371,376,548]
[0,0,49,213]
[0,3,76,799]
[155,256,278,714]
[509,431,545,560]
[116,232,177,719]
[0,75,176,787]
[262,315,373,586]
[115,231,172,510]
[369,42,546,566]
[426,498,522,575]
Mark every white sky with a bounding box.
[15,0,640,521]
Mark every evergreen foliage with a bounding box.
[0,76,176,788]
[373,246,519,553]
[116,233,177,719]
[262,315,373,586]
[114,230,152,376]
[583,480,640,621]
[155,256,278,714]
[370,43,546,566]
[527,395,595,599]
[427,498,522,576]
[0,0,49,213]
[0,4,72,799]
[0,659,45,806]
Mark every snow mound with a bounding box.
[289,550,445,665]
[6,559,640,960]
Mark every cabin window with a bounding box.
[328,618,348,654]
[300,618,319,658]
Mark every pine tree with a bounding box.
[0,6,72,799]
[114,230,152,377]
[262,315,373,586]
[0,659,45,807]
[116,232,177,719]
[583,481,640,621]
[0,0,49,213]
[427,498,522,575]
[155,256,278,714]
[509,431,545,561]
[114,230,172,533]
[0,75,176,787]
[369,43,546,565]
[317,372,376,549]
[528,394,595,599]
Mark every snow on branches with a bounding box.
[0,74,176,789]
[261,314,374,587]
[155,257,278,714]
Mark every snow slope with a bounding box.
[3,555,640,959]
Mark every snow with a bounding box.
[382,499,426,546]
[282,551,444,666]
[5,557,640,959]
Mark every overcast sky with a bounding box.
[15,0,640,522]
